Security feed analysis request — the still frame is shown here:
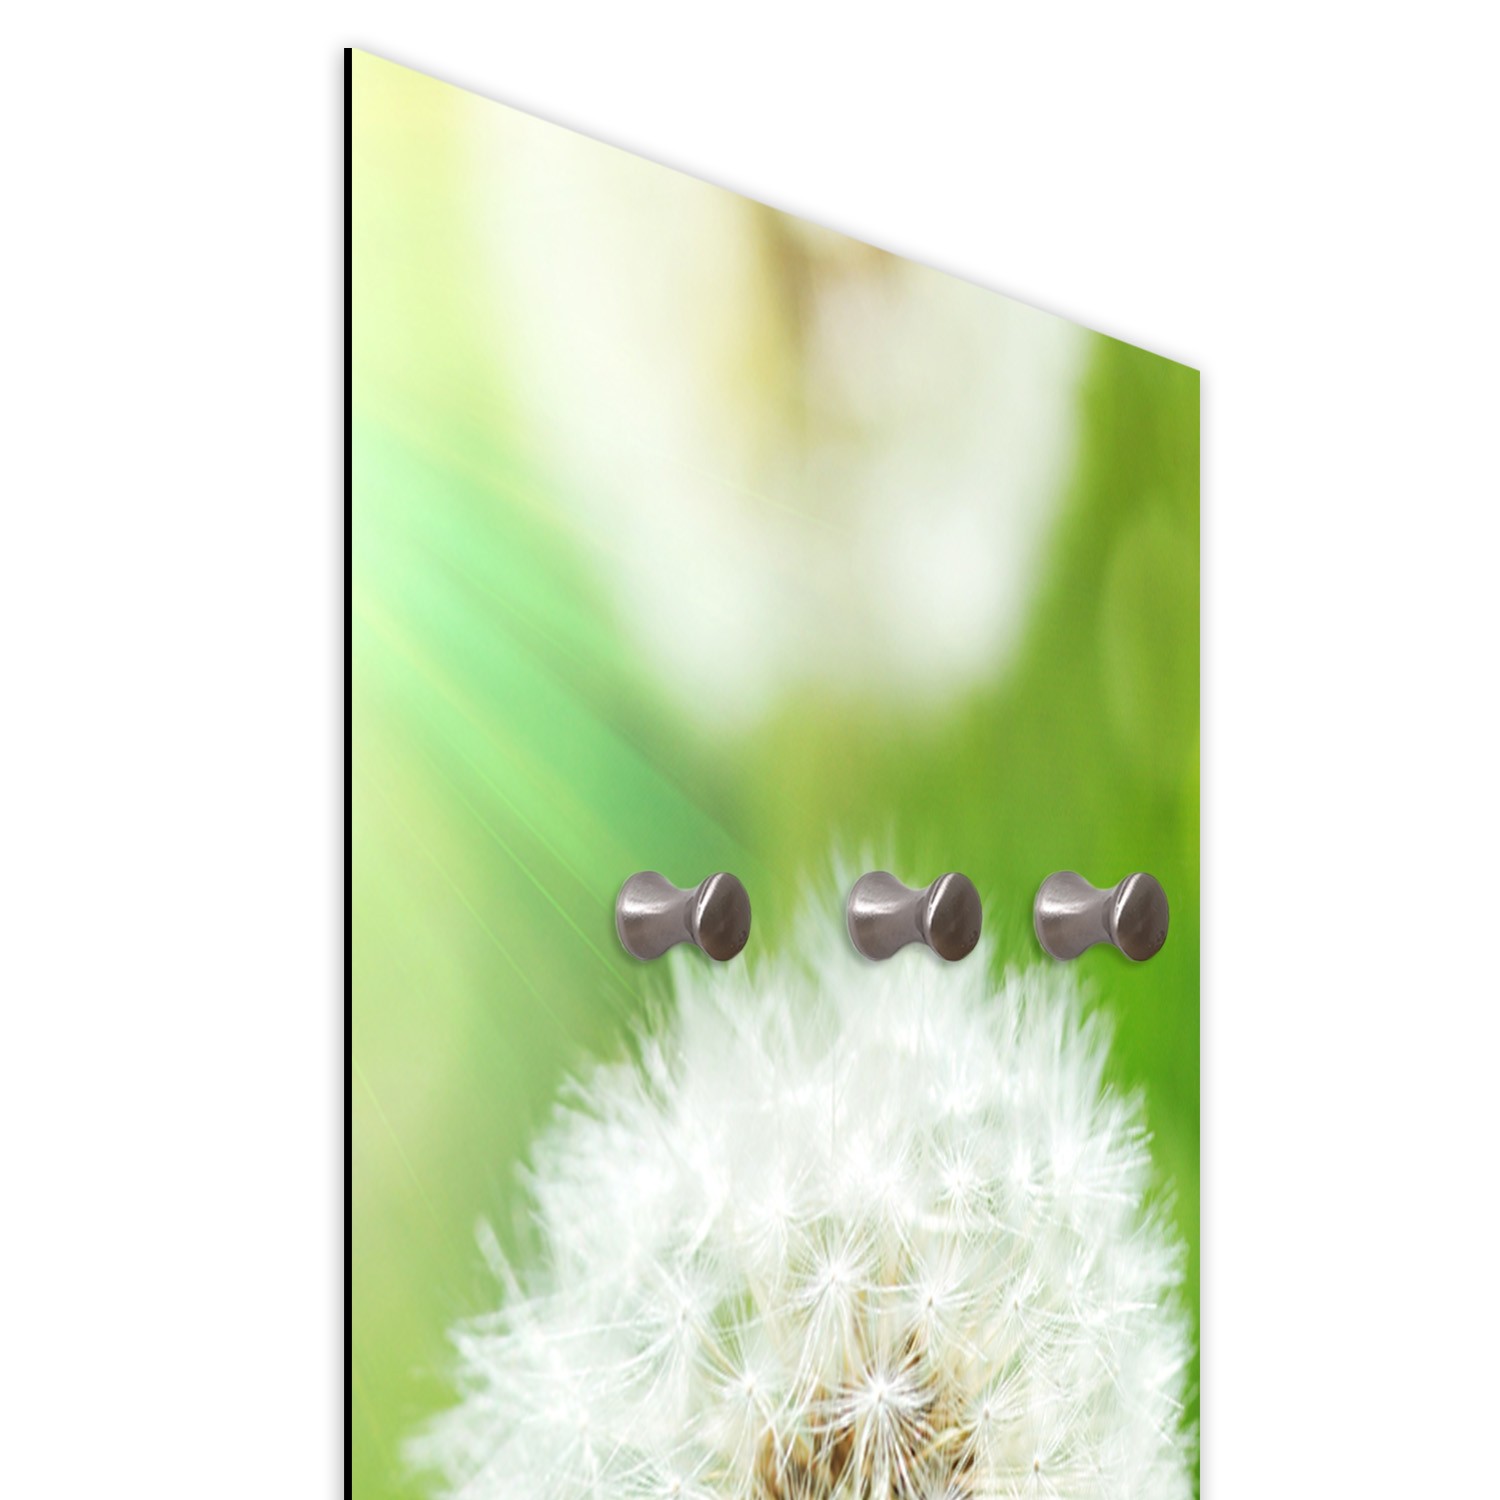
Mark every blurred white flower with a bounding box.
[469,116,1089,724]
[413,886,1194,1500]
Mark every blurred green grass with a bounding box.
[352,50,1197,1498]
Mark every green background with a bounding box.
[352,50,1198,1498]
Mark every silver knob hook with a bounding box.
[1033,871,1169,962]
[615,871,752,962]
[846,870,982,962]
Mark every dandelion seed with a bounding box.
[411,882,1194,1499]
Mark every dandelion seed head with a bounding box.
[411,883,1194,1499]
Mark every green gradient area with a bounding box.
[352,51,1198,1498]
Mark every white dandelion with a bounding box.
[467,108,1090,725]
[411,887,1195,1500]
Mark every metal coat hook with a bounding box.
[616,871,752,961]
[846,870,982,961]
[1033,871,1169,962]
